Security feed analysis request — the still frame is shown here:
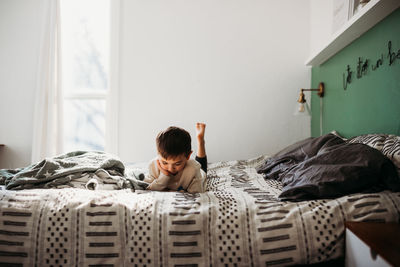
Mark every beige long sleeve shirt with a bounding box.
[144,158,206,193]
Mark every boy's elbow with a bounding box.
[187,182,204,193]
[187,188,202,193]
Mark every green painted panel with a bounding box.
[311,8,400,138]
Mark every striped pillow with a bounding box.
[348,134,400,169]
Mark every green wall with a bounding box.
[311,8,400,138]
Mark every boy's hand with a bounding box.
[156,160,173,176]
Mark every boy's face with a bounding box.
[158,153,191,176]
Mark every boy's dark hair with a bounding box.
[156,126,191,159]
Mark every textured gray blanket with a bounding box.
[0,151,148,190]
[257,134,400,200]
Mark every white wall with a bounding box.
[0,0,42,168]
[118,0,311,163]
[309,0,334,57]
[0,0,313,168]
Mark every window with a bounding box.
[60,0,111,152]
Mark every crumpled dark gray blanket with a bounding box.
[0,151,149,191]
[256,134,400,201]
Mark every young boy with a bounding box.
[144,123,207,193]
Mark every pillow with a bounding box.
[329,130,347,141]
[348,134,400,169]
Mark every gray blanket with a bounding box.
[256,134,400,200]
[0,151,148,190]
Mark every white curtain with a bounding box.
[31,0,63,163]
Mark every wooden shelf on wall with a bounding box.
[306,0,400,66]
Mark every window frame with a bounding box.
[106,0,120,155]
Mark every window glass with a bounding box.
[61,0,110,92]
[64,99,106,152]
[60,0,110,152]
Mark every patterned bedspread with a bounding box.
[1,155,399,266]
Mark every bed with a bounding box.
[1,133,400,267]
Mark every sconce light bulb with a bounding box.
[298,103,305,112]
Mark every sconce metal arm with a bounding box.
[301,82,324,97]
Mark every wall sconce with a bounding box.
[295,82,324,116]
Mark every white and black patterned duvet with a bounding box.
[0,155,399,266]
